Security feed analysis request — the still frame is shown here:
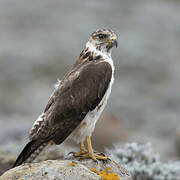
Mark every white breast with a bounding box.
[69,56,114,144]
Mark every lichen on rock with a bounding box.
[0,155,132,180]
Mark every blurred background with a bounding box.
[0,0,180,174]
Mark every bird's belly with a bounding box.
[69,75,114,144]
[69,100,107,144]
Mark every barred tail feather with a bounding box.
[13,140,49,168]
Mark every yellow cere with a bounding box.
[111,36,116,41]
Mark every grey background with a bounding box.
[0,0,180,159]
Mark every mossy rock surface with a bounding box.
[1,156,132,180]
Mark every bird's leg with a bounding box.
[80,136,108,160]
[73,142,87,157]
[86,136,96,160]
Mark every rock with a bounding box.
[1,156,132,180]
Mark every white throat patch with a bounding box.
[86,41,112,58]
[86,41,114,72]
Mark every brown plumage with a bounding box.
[13,29,117,167]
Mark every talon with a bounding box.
[80,153,97,161]
[73,151,87,157]
[68,151,74,155]
[99,152,106,156]
[82,136,109,161]
[94,154,109,160]
[79,152,109,161]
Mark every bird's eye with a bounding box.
[98,34,107,39]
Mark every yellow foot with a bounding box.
[73,141,87,157]
[80,152,109,161]
[94,153,109,160]
[73,151,87,157]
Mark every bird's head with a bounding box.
[86,29,118,55]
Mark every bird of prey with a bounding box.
[13,29,118,167]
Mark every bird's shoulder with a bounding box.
[45,57,112,112]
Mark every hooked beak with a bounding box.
[111,36,118,48]
[103,36,118,48]
[113,39,118,48]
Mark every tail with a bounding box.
[13,140,49,168]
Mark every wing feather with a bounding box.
[30,60,112,144]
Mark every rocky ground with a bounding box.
[1,143,180,180]
[0,0,180,176]
[1,156,132,180]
